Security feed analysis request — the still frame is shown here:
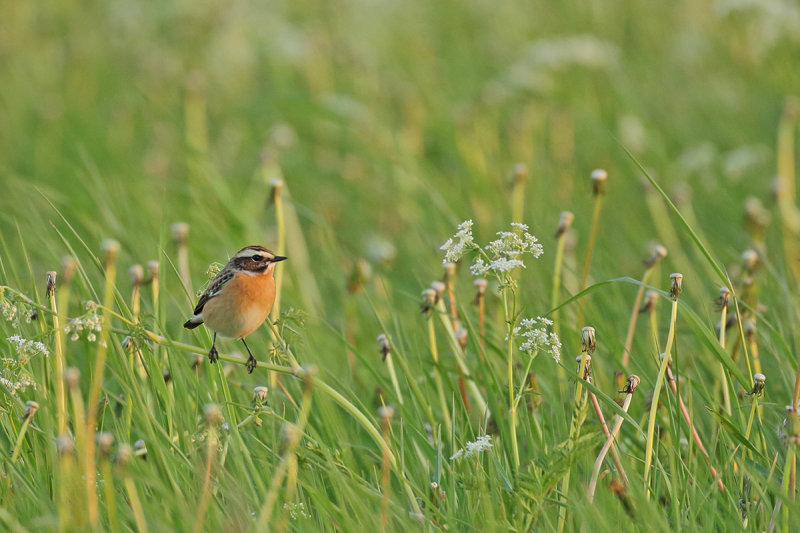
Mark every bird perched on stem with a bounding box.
[184,246,287,373]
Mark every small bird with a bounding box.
[184,245,287,373]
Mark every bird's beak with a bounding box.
[272,256,288,262]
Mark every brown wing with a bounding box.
[192,269,234,316]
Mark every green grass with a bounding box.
[2,0,800,530]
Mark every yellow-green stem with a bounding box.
[123,476,148,533]
[578,194,604,322]
[48,277,68,436]
[719,304,732,415]
[428,317,452,437]
[621,268,652,368]
[271,183,286,322]
[644,298,679,494]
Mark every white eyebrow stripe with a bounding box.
[232,249,273,260]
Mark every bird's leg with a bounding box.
[242,338,257,374]
[208,333,219,364]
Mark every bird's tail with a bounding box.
[183,317,203,329]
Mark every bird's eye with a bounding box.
[252,255,264,261]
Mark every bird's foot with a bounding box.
[246,354,257,374]
[208,345,219,364]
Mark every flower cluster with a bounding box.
[440,220,475,264]
[0,291,34,329]
[450,434,494,461]
[0,373,36,396]
[64,302,103,343]
[516,317,562,363]
[7,336,49,362]
[282,502,310,520]
[441,221,544,278]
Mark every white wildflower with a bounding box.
[7,335,49,359]
[283,502,310,520]
[450,434,494,461]
[518,317,561,363]
[440,220,475,264]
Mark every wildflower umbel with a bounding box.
[450,434,493,461]
[7,336,50,359]
[517,317,562,363]
[440,220,475,265]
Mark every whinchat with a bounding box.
[183,245,287,373]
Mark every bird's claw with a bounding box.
[246,355,257,374]
[208,345,219,364]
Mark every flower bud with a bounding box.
[555,211,575,238]
[24,400,39,421]
[253,386,269,405]
[581,326,596,355]
[591,169,608,195]
[377,334,391,361]
[669,273,683,300]
[171,222,189,246]
[46,271,57,298]
[129,264,144,286]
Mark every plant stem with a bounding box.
[428,315,452,437]
[644,296,679,495]
[47,272,68,436]
[621,268,652,368]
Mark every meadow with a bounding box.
[2,0,800,531]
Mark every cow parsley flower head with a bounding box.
[7,336,49,360]
[440,220,475,264]
[450,434,494,461]
[470,223,543,277]
[518,317,561,363]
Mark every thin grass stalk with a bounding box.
[776,100,800,284]
[378,334,404,406]
[551,212,573,339]
[718,287,732,415]
[10,401,38,463]
[85,239,119,527]
[117,445,147,533]
[97,433,120,533]
[621,246,666,367]
[378,406,394,533]
[47,271,67,435]
[255,368,314,529]
[557,327,595,533]
[269,178,286,322]
[192,405,221,533]
[171,222,192,296]
[64,368,87,522]
[578,169,607,323]
[502,286,520,470]
[588,375,639,502]
[665,363,723,490]
[444,263,469,411]
[644,273,682,495]
[424,289,452,437]
[474,278,487,350]
[56,436,76,533]
[588,392,627,485]
[510,162,527,225]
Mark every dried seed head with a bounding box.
[129,264,144,286]
[443,262,457,282]
[204,403,222,426]
[46,271,57,298]
[718,286,731,308]
[669,273,683,300]
[192,353,204,369]
[269,177,284,205]
[741,249,759,272]
[24,400,39,421]
[591,169,608,195]
[65,367,80,390]
[555,211,575,238]
[61,256,77,284]
[581,326,596,355]
[473,278,488,305]
[378,405,395,423]
[421,288,437,313]
[171,222,189,246]
[431,281,445,295]
[455,328,468,350]
[57,435,75,455]
[101,239,121,265]
[279,423,300,454]
[377,334,391,361]
[576,354,592,379]
[748,373,766,396]
[253,386,269,405]
[146,261,160,279]
[163,369,172,384]
[134,439,147,458]
[623,374,641,394]
[97,432,114,457]
[640,290,659,313]
[644,244,668,268]
[116,444,133,467]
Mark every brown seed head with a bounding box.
[591,169,608,195]
[204,403,222,426]
[512,162,528,185]
[640,290,659,313]
[146,261,160,280]
[45,271,57,298]
[129,264,144,286]
[623,374,641,394]
[644,244,668,268]
[581,326,596,355]
[669,273,683,300]
[443,262,457,282]
[269,177,284,205]
[97,432,114,457]
[61,256,77,284]
[24,400,39,421]
[65,367,80,390]
[431,281,445,296]
[741,249,759,273]
[718,286,731,308]
[116,444,133,467]
[57,434,75,455]
[253,386,269,405]
[377,333,391,361]
[455,328,468,350]
[101,239,120,266]
[171,222,189,246]
[555,211,575,238]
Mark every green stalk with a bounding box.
[502,285,520,469]
[270,179,286,322]
[621,268,652,368]
[47,271,68,436]
[428,315,452,437]
[644,284,680,495]
[718,292,732,415]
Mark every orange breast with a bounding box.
[202,270,276,339]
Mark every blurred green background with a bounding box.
[1,0,799,330]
